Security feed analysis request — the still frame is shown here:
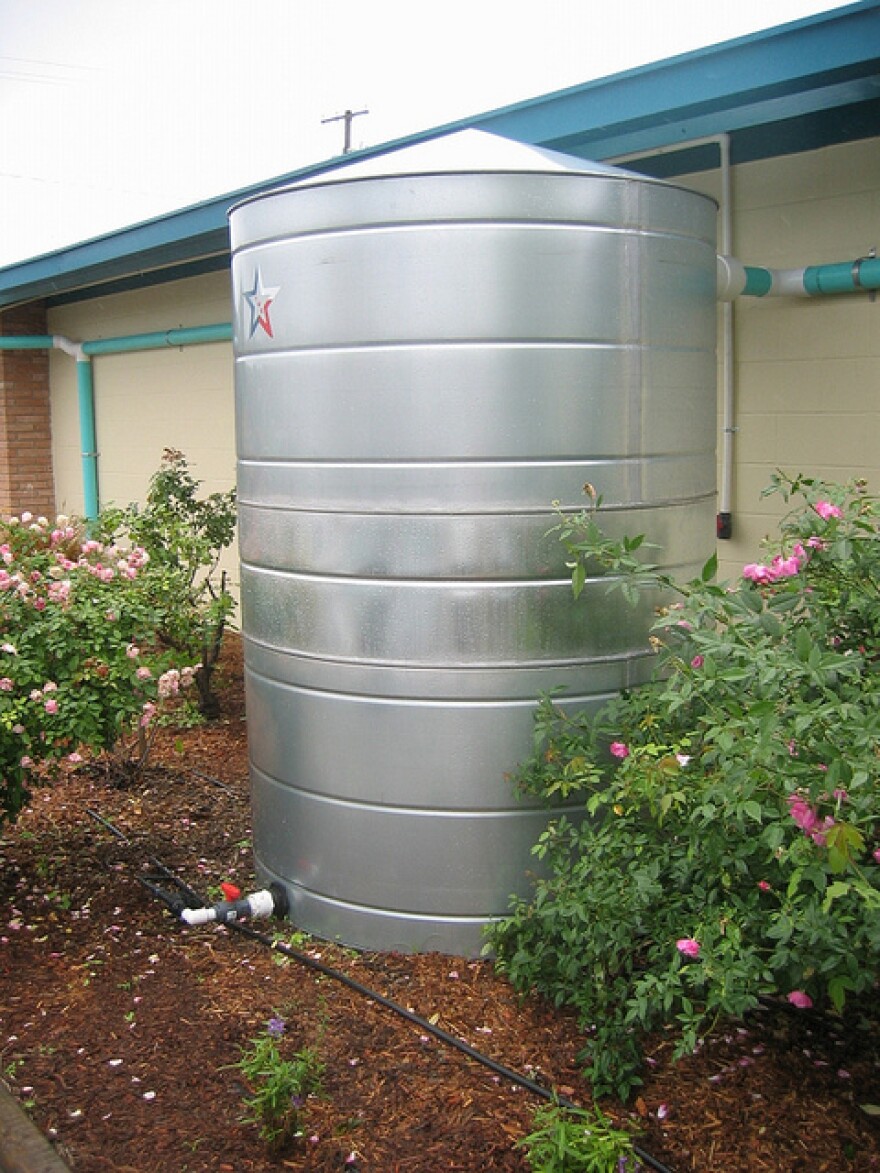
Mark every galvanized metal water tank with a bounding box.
[229,130,717,956]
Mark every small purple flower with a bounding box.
[267,1015,286,1038]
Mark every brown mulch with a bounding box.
[0,635,878,1172]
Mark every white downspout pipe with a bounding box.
[716,135,734,538]
[612,135,735,537]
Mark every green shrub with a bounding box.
[101,449,237,717]
[490,473,880,1100]
[0,511,190,826]
[0,450,235,826]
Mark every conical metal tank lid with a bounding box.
[230,131,651,214]
[296,129,641,183]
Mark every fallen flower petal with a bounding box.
[787,990,813,1009]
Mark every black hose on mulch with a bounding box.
[85,807,674,1173]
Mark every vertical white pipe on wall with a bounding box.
[611,134,735,537]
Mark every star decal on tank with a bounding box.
[242,268,280,339]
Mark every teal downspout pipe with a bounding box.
[0,324,232,522]
[76,358,98,521]
[0,334,98,521]
[49,336,99,522]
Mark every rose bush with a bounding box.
[99,449,236,717]
[489,473,879,1100]
[0,510,195,828]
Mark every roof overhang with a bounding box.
[1,0,877,311]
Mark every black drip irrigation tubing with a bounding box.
[85,807,674,1173]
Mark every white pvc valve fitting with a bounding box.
[180,888,278,926]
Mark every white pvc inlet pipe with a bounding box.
[181,888,277,926]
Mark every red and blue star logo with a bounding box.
[242,268,280,339]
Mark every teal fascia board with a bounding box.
[471,2,880,161]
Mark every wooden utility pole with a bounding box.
[321,108,369,154]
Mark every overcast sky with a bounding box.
[0,0,851,269]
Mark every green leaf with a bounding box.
[795,626,812,662]
[743,800,763,824]
[571,560,586,600]
[759,612,783,638]
[828,974,855,1012]
[740,586,764,613]
[822,880,851,912]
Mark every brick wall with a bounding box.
[0,302,56,518]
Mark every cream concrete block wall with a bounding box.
[47,271,239,592]
[677,138,879,581]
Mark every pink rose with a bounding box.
[743,562,775,585]
[771,554,801,578]
[814,501,843,521]
[609,741,629,760]
[676,938,700,958]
